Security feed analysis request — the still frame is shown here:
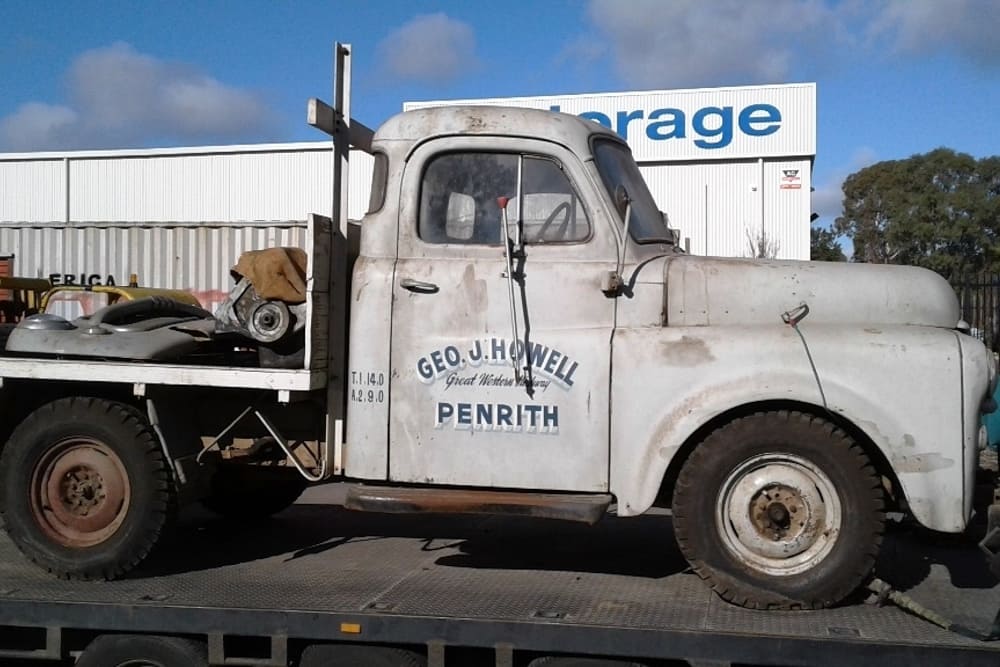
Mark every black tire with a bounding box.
[672,410,884,609]
[0,322,14,351]
[299,644,426,667]
[201,466,307,518]
[0,397,174,579]
[76,634,207,667]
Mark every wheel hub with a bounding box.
[30,439,131,548]
[60,466,107,516]
[751,485,803,540]
[716,454,842,576]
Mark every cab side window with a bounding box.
[419,152,590,245]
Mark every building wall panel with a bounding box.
[763,159,812,260]
[641,162,766,258]
[2,143,373,226]
[69,151,330,223]
[0,159,65,222]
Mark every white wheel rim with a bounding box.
[715,453,842,577]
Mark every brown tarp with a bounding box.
[233,247,308,303]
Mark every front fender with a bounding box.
[610,324,970,532]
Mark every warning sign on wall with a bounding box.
[780,169,802,189]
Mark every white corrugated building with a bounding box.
[0,83,815,309]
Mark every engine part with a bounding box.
[214,277,306,347]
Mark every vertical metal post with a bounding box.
[332,42,351,240]
[326,43,352,476]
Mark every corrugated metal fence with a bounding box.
[0,222,308,318]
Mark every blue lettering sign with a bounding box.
[550,102,782,149]
[646,108,685,141]
[692,106,732,149]
[739,103,781,137]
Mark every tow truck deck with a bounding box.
[1,486,998,666]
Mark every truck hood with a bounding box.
[662,256,960,328]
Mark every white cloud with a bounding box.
[869,0,1000,67]
[376,14,479,84]
[585,0,839,89]
[0,103,78,152]
[0,43,276,151]
[583,0,1000,91]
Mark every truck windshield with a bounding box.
[592,139,671,245]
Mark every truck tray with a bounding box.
[1,486,998,666]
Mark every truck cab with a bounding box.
[344,106,667,493]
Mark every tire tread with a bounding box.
[0,396,175,580]
[672,410,885,610]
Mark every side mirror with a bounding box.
[614,184,630,215]
[603,186,631,297]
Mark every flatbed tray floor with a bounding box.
[1,485,998,666]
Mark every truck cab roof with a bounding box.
[374,105,623,157]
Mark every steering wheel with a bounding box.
[534,201,573,243]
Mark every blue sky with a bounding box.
[1,0,999,229]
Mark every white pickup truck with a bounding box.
[0,45,996,612]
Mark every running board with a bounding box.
[344,485,612,524]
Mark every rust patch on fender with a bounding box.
[464,115,487,132]
[892,453,955,473]
[658,444,680,461]
[661,336,715,366]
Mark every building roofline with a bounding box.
[0,141,333,162]
[404,82,817,109]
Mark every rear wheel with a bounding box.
[0,397,174,579]
[672,410,884,609]
[76,634,207,667]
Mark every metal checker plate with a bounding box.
[0,490,997,657]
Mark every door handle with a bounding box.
[400,278,439,294]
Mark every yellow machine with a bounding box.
[40,284,202,312]
[0,277,202,323]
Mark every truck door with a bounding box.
[388,138,615,491]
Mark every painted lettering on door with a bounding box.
[415,337,582,435]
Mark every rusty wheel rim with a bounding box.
[29,438,131,548]
[715,453,841,577]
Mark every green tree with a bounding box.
[810,226,846,261]
[834,148,1000,283]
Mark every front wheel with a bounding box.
[672,410,885,609]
